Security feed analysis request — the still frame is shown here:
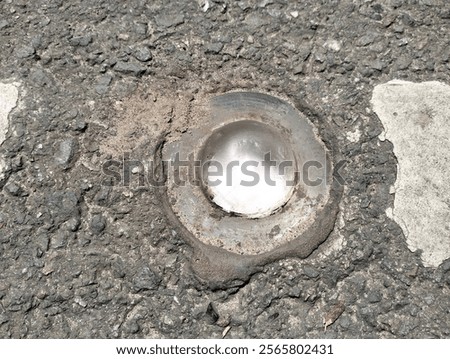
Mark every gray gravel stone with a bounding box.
[303,265,320,279]
[132,267,162,292]
[15,45,35,59]
[73,117,87,132]
[370,59,385,71]
[95,74,113,95]
[90,214,106,234]
[367,290,382,303]
[441,9,450,19]
[35,233,50,253]
[396,56,413,70]
[55,139,76,168]
[70,34,92,47]
[4,182,20,196]
[0,20,9,30]
[51,231,69,249]
[293,63,305,75]
[440,259,450,273]
[47,191,80,226]
[0,313,9,325]
[66,217,81,232]
[29,68,53,87]
[133,47,152,62]
[114,61,146,76]
[155,14,184,28]
[205,42,224,54]
[356,32,378,46]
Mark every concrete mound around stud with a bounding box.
[155,91,343,288]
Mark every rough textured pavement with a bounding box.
[1,0,450,338]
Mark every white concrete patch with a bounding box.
[372,80,450,267]
[0,82,19,145]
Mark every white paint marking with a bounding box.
[0,82,19,180]
[372,80,450,267]
[0,82,19,145]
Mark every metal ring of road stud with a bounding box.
[155,91,342,287]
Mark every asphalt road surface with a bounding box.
[1,0,450,338]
